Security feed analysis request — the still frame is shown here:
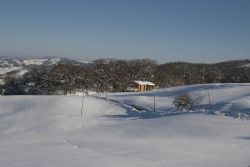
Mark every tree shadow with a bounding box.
[236,136,250,140]
[105,107,206,120]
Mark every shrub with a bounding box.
[173,93,195,110]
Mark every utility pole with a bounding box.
[106,91,108,101]
[81,93,84,117]
[154,96,156,112]
[208,92,211,105]
[207,92,211,111]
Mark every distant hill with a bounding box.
[0,57,91,76]
[1,57,250,93]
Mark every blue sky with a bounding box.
[0,0,249,63]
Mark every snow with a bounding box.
[0,66,27,76]
[1,84,250,167]
[102,83,250,118]
[67,90,97,96]
[16,69,29,76]
[0,79,4,85]
[241,63,250,68]
[0,58,63,75]
[0,66,23,75]
[49,58,61,65]
[13,59,22,65]
[0,60,10,66]
[134,80,155,85]
[77,60,93,64]
[23,59,48,65]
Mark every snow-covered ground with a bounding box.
[0,66,23,75]
[22,58,62,66]
[0,84,250,167]
[0,58,62,76]
[22,58,48,65]
[49,58,61,65]
[102,83,250,119]
[242,63,250,68]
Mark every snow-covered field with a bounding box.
[0,84,250,167]
[102,83,250,119]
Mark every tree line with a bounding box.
[2,59,250,95]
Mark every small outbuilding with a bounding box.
[127,80,155,92]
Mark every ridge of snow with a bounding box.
[16,69,29,76]
[134,80,155,85]
[22,59,48,65]
[49,58,61,65]
[77,60,93,64]
[241,63,250,68]
[0,66,23,75]
[0,58,63,75]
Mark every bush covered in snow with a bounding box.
[173,93,195,110]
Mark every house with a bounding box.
[127,80,155,92]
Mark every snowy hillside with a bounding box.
[0,58,57,76]
[102,83,250,119]
[0,84,250,167]
[0,57,89,76]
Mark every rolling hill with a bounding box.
[0,83,250,167]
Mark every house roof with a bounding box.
[134,80,155,86]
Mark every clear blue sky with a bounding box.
[0,0,249,63]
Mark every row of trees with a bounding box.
[2,59,250,95]
[3,59,157,95]
[155,60,250,87]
